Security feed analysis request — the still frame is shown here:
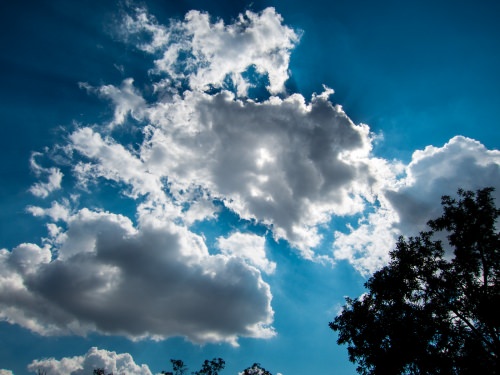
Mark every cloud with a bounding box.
[333,136,500,275]
[122,7,299,96]
[28,347,152,375]
[60,6,394,260]
[72,85,385,258]
[79,79,146,128]
[0,208,274,345]
[29,152,63,198]
[386,136,500,233]
[70,127,165,200]
[27,200,71,222]
[218,232,276,274]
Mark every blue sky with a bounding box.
[0,1,499,374]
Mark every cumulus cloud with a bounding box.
[55,6,394,261]
[386,136,500,233]
[71,85,385,258]
[122,7,299,96]
[334,136,500,275]
[28,347,152,375]
[0,208,274,345]
[70,127,165,200]
[218,232,276,274]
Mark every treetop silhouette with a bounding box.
[330,187,500,374]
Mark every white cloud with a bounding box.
[386,136,500,234]
[61,6,392,259]
[0,208,274,345]
[79,78,146,128]
[29,152,63,198]
[218,232,276,274]
[26,200,71,222]
[334,136,500,275]
[70,127,165,200]
[0,370,13,375]
[333,204,400,276]
[27,347,152,375]
[123,7,299,96]
[71,85,383,258]
[182,196,219,225]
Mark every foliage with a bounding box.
[330,188,500,374]
[162,359,188,375]
[192,358,225,375]
[162,358,225,375]
[93,370,112,375]
[241,363,273,375]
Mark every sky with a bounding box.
[0,0,499,374]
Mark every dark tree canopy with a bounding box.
[162,359,188,375]
[192,358,225,375]
[330,188,500,375]
[162,358,224,375]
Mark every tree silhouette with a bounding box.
[161,358,225,375]
[93,369,112,375]
[330,188,500,374]
[162,359,188,375]
[192,358,225,375]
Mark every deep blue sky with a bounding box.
[0,1,499,374]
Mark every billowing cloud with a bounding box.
[72,85,388,258]
[0,208,274,345]
[386,136,500,233]
[70,127,165,200]
[122,7,299,95]
[218,232,276,274]
[28,347,152,375]
[62,6,395,260]
[334,136,500,275]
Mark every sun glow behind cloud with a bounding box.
[0,5,499,353]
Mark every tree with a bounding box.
[161,358,273,375]
[241,363,273,375]
[192,358,225,375]
[93,370,112,375]
[162,358,224,375]
[162,359,188,375]
[330,188,500,374]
